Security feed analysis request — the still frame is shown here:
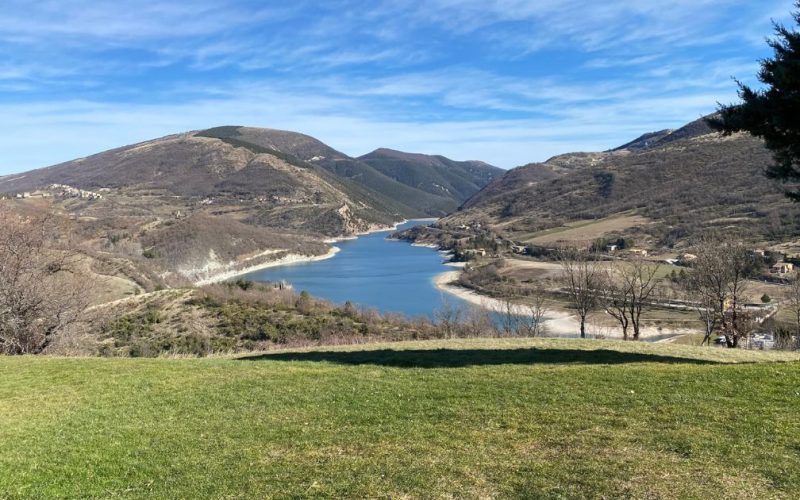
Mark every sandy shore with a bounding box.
[433,270,691,340]
[194,247,341,286]
[433,271,581,335]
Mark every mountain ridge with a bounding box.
[0,125,503,287]
[409,115,800,251]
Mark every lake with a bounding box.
[242,220,467,318]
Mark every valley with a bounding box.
[0,126,501,292]
[3,116,800,355]
[6,2,800,497]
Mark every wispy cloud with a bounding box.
[0,0,792,173]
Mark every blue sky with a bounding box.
[0,0,794,174]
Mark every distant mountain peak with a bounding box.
[613,129,674,152]
[614,115,718,152]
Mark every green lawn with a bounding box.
[667,333,712,346]
[1,339,799,498]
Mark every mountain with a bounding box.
[0,129,404,231]
[196,126,502,217]
[358,148,503,213]
[612,129,673,152]
[0,131,391,287]
[0,126,502,287]
[612,117,716,153]
[425,116,800,250]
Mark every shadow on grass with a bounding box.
[238,348,719,368]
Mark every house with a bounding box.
[771,262,794,275]
[464,248,487,258]
[606,244,618,253]
[511,245,527,254]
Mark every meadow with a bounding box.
[1,338,799,498]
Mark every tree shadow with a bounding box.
[238,347,720,368]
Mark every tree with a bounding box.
[602,258,660,341]
[786,272,800,340]
[559,250,604,338]
[602,264,632,340]
[296,290,314,315]
[0,213,92,354]
[462,302,496,338]
[622,257,661,341]
[498,297,519,337]
[514,287,549,338]
[687,236,750,348]
[683,280,720,347]
[709,1,800,200]
[434,295,465,338]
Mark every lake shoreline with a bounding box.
[433,269,690,341]
[432,270,583,336]
[194,247,341,286]
[196,218,439,287]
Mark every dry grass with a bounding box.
[521,214,650,245]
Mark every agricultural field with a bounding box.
[515,214,650,245]
[1,338,799,498]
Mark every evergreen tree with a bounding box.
[709,2,800,200]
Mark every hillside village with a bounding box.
[0,183,105,200]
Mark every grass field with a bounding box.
[663,333,710,346]
[2,339,799,498]
[519,214,649,245]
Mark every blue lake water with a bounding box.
[242,220,467,318]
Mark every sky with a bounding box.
[0,0,795,174]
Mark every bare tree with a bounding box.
[462,302,496,338]
[498,297,519,337]
[434,295,465,338]
[787,272,800,341]
[602,265,632,340]
[559,249,604,339]
[515,287,549,337]
[622,257,661,341]
[0,213,93,354]
[691,291,720,346]
[688,236,751,348]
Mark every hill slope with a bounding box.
[197,126,502,217]
[446,116,800,248]
[359,148,503,213]
[0,126,500,286]
[0,130,405,285]
[1,339,798,498]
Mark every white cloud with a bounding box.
[0,0,788,175]
[0,72,734,174]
